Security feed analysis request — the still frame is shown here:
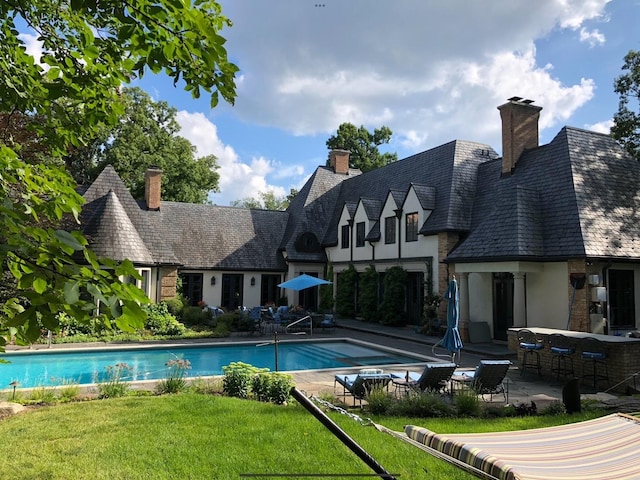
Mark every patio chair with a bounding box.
[334,369,391,406]
[391,362,457,395]
[453,359,511,402]
[246,306,264,335]
[317,314,336,332]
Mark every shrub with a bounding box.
[540,401,566,416]
[26,386,57,405]
[379,266,407,325]
[156,358,191,394]
[222,362,267,399]
[164,297,185,318]
[454,389,481,417]
[336,264,357,317]
[190,377,222,395]
[358,265,379,322]
[388,392,455,418]
[58,381,80,402]
[182,306,213,327]
[143,303,186,336]
[266,372,294,405]
[96,363,133,399]
[364,386,394,415]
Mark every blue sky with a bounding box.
[22,1,640,206]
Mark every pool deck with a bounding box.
[5,319,619,408]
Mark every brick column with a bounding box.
[567,259,588,332]
[160,267,178,301]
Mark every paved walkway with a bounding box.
[289,318,618,409]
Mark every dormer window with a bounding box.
[295,232,320,253]
[341,225,350,249]
[406,212,418,242]
[385,216,396,244]
[356,222,365,247]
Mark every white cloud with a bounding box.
[219,0,609,152]
[579,27,606,46]
[18,33,46,70]
[586,119,613,134]
[176,111,291,205]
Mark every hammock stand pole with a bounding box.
[291,388,398,480]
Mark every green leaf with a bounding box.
[33,276,47,294]
[64,280,81,304]
[54,229,85,251]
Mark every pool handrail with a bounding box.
[285,315,313,336]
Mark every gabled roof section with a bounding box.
[323,140,497,245]
[360,198,383,220]
[389,189,406,209]
[83,190,154,264]
[410,184,436,211]
[366,220,381,242]
[448,127,640,262]
[344,201,358,218]
[159,203,288,270]
[280,166,357,261]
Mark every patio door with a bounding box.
[493,273,514,341]
[608,269,635,332]
[406,272,424,325]
[221,274,244,311]
[299,272,319,312]
[181,273,203,306]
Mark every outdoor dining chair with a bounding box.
[549,333,576,380]
[580,336,609,390]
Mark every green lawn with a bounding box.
[0,393,605,479]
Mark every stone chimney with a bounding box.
[498,97,542,175]
[329,149,350,175]
[144,167,162,210]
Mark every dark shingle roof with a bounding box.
[158,203,288,270]
[83,165,288,271]
[83,190,154,264]
[280,166,357,262]
[323,140,498,244]
[447,127,640,262]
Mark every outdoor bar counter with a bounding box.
[507,327,640,393]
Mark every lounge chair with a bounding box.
[452,359,511,402]
[391,362,457,395]
[334,369,391,406]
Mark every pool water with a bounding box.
[1,340,423,388]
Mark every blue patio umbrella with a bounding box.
[277,274,332,291]
[438,277,463,362]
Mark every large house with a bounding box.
[81,98,640,342]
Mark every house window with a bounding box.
[385,216,396,244]
[406,212,418,242]
[356,222,365,247]
[608,269,635,330]
[341,224,350,249]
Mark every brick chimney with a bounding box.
[329,149,350,175]
[144,167,162,210]
[498,97,542,175]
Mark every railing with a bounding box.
[285,315,313,336]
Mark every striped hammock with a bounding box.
[377,413,640,480]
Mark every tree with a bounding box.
[231,189,295,210]
[75,87,219,203]
[0,0,237,348]
[326,123,398,172]
[612,50,640,160]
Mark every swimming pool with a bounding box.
[1,339,426,388]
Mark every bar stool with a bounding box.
[517,329,544,377]
[548,333,575,380]
[580,337,609,390]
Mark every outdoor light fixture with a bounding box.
[210,276,216,286]
[250,276,256,286]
